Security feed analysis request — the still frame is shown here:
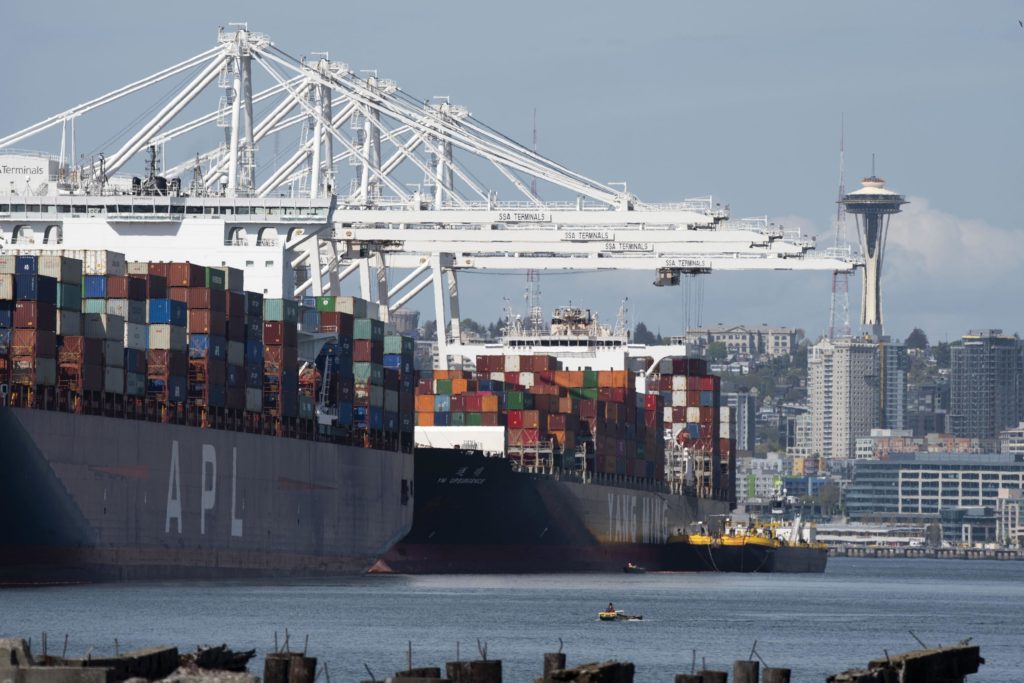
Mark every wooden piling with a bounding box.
[698,671,727,683]
[674,674,703,683]
[761,668,790,683]
[732,661,758,683]
[396,667,443,679]
[264,653,290,683]
[289,653,317,683]
[446,660,502,683]
[543,653,567,679]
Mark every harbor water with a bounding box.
[3,558,1022,683]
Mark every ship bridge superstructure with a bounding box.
[0,27,859,367]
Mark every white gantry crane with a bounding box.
[0,27,859,366]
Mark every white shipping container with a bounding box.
[0,273,13,300]
[126,261,150,275]
[124,322,148,351]
[505,355,520,372]
[125,372,146,397]
[245,387,262,413]
[385,389,399,412]
[720,406,732,422]
[720,423,731,439]
[687,407,701,423]
[672,390,687,406]
[85,250,127,276]
[38,255,82,283]
[83,313,125,341]
[0,255,15,275]
[104,366,125,394]
[56,310,82,336]
[148,324,187,350]
[103,340,125,367]
[105,299,146,324]
[519,371,535,388]
[334,296,367,318]
[663,406,673,423]
[672,375,687,391]
[217,266,245,292]
[489,372,504,383]
[227,341,244,366]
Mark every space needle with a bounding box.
[841,171,907,340]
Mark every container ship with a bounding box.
[0,250,416,584]
[377,306,786,573]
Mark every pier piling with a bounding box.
[544,653,567,679]
[446,660,502,683]
[698,671,727,683]
[674,674,703,682]
[761,668,790,683]
[732,661,758,683]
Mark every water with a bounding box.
[2,558,1021,683]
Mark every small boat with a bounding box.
[598,610,643,622]
[623,562,647,574]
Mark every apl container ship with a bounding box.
[376,307,737,573]
[0,251,416,584]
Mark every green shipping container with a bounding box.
[204,267,227,290]
[583,370,599,388]
[83,299,107,314]
[570,387,599,400]
[263,298,299,323]
[505,391,525,410]
[353,361,384,384]
[298,395,315,420]
[467,412,483,427]
[434,378,452,395]
[451,412,466,426]
[57,283,82,312]
[383,334,413,355]
[353,318,384,340]
[315,296,336,313]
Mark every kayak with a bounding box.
[623,563,647,574]
[598,610,643,621]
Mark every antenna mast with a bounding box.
[828,119,851,339]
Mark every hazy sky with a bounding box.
[2,1,1022,343]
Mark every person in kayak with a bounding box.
[606,602,615,612]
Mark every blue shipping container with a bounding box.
[15,255,37,274]
[432,411,450,427]
[699,390,714,407]
[245,339,263,365]
[244,365,262,388]
[188,334,227,360]
[147,375,187,402]
[337,401,353,425]
[433,394,451,411]
[227,364,241,388]
[15,274,58,303]
[149,299,187,326]
[124,349,147,374]
[383,354,402,369]
[83,275,108,299]
[0,302,12,328]
[0,328,10,354]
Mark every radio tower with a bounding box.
[828,122,851,339]
[526,110,543,333]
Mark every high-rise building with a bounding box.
[950,330,1023,449]
[808,337,881,459]
[723,391,756,453]
[879,339,908,431]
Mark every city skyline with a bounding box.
[1,2,1021,340]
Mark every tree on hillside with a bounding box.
[706,341,728,362]
[634,322,657,345]
[934,341,951,369]
[905,328,929,350]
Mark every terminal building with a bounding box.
[845,453,1024,544]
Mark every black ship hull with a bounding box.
[377,448,729,573]
[0,407,414,585]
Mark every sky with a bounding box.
[1,1,1022,343]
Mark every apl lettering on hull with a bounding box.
[607,492,669,544]
[165,440,244,538]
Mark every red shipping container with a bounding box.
[644,394,659,411]
[263,321,298,347]
[225,291,246,319]
[59,336,104,366]
[58,363,102,392]
[699,375,717,391]
[480,412,502,427]
[508,410,524,428]
[12,329,57,358]
[14,301,56,331]
[353,339,381,363]
[168,262,206,287]
[687,376,700,390]
[106,275,147,301]
[187,287,227,312]
[189,309,226,336]
[147,349,188,376]
[168,287,189,304]
[147,262,170,277]
[263,345,298,371]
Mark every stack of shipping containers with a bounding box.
[0,249,415,452]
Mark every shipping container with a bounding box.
[13,301,56,331]
[38,255,82,284]
[82,313,124,341]
[263,298,299,323]
[148,324,187,350]
[148,299,188,326]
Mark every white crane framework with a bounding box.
[0,28,860,367]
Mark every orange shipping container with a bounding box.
[416,411,435,426]
[415,394,435,412]
[481,394,499,412]
[451,378,469,394]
